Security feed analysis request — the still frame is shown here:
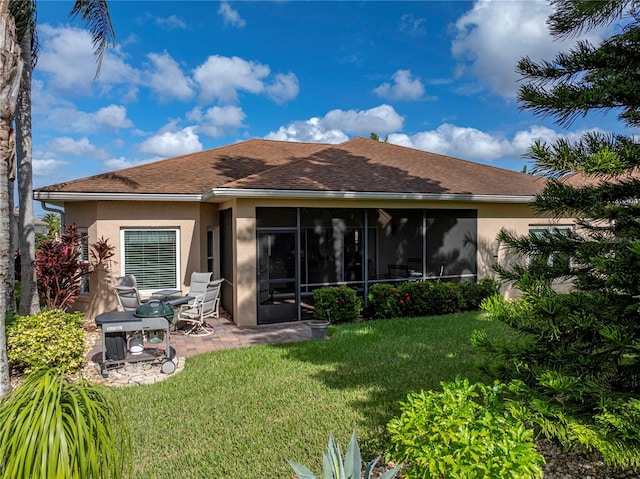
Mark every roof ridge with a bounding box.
[251,138,334,147]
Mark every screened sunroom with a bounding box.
[251,206,477,324]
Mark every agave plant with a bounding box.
[288,431,402,479]
[0,368,131,479]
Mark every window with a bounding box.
[121,229,180,292]
[529,225,572,268]
[207,228,215,275]
[78,228,89,294]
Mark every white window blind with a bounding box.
[123,229,179,291]
[79,228,89,294]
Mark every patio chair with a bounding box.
[186,272,213,303]
[114,274,142,311]
[176,283,221,335]
[203,278,224,320]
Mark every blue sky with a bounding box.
[32,0,621,198]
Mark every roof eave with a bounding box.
[33,191,204,202]
[33,189,536,204]
[205,188,536,203]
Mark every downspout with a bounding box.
[40,201,65,226]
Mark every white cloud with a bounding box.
[266,72,299,104]
[322,105,404,135]
[46,137,111,160]
[137,126,203,157]
[31,78,73,113]
[37,25,100,94]
[387,123,604,161]
[218,1,246,28]
[93,105,134,130]
[155,15,187,30]
[264,104,404,143]
[373,70,425,101]
[38,24,138,96]
[38,26,296,111]
[45,105,133,133]
[399,13,426,37]
[451,0,607,99]
[511,125,563,152]
[193,55,270,103]
[188,105,247,137]
[38,25,193,103]
[192,55,299,104]
[145,52,195,101]
[33,159,69,177]
[265,118,350,144]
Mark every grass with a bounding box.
[114,311,514,478]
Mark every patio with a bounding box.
[85,313,313,386]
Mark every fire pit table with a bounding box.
[95,296,190,378]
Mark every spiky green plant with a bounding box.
[0,368,131,479]
[288,431,402,479]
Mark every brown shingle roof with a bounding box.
[560,169,640,188]
[220,137,545,196]
[36,139,329,195]
[36,137,545,197]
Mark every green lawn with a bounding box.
[114,312,513,478]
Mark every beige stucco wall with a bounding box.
[63,196,574,326]
[474,203,575,298]
[65,200,218,321]
[234,201,257,326]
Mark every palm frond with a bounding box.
[70,0,115,79]
[0,368,131,478]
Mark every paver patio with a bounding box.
[86,314,314,385]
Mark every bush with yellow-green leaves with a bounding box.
[7,310,86,374]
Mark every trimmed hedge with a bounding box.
[366,278,499,320]
[312,284,362,324]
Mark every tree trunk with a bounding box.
[0,0,23,398]
[17,24,38,315]
[7,171,14,312]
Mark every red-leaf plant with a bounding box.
[35,224,115,311]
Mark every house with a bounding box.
[33,137,567,326]
[12,208,49,252]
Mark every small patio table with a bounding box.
[151,289,183,298]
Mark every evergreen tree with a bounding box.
[475,0,640,468]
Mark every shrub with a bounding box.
[366,283,402,319]
[426,282,463,316]
[387,378,544,479]
[458,278,500,311]
[395,281,425,318]
[313,285,362,324]
[7,310,86,374]
[36,224,114,311]
[366,279,497,320]
[0,368,131,479]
